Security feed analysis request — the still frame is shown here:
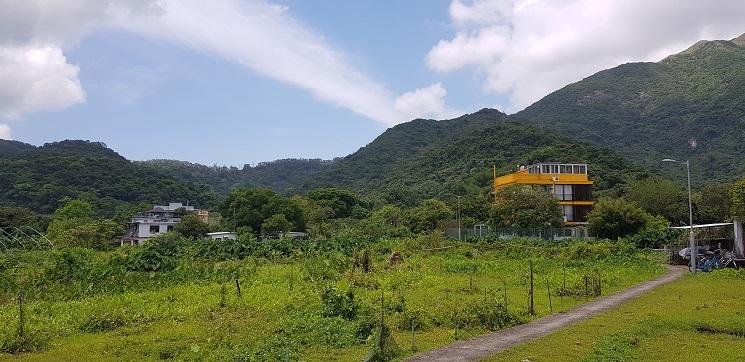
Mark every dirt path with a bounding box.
[406,265,686,362]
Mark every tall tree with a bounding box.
[625,178,688,225]
[587,198,648,239]
[489,185,563,229]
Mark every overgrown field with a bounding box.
[0,235,665,361]
[485,268,745,362]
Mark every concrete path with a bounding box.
[406,266,686,362]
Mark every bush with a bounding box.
[126,234,188,272]
[320,287,359,320]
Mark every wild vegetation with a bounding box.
[485,270,745,361]
[0,233,664,361]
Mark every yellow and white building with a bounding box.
[493,163,593,225]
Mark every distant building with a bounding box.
[493,163,593,225]
[121,202,207,246]
[207,232,236,241]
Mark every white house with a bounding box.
[121,202,205,246]
[207,232,237,241]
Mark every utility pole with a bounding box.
[662,159,696,273]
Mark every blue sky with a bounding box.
[2,1,744,166]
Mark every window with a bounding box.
[542,165,550,173]
[167,225,173,232]
[562,205,574,222]
[573,165,581,174]
[149,225,160,234]
[560,165,572,174]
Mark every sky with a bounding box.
[1,0,745,166]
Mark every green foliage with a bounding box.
[517,37,745,184]
[404,199,453,233]
[320,287,359,320]
[587,199,648,239]
[490,185,563,228]
[307,188,369,219]
[222,188,305,234]
[261,214,292,235]
[731,178,745,221]
[694,183,731,223]
[173,213,209,239]
[46,199,123,249]
[125,233,188,272]
[363,323,401,362]
[625,178,688,224]
[0,207,48,232]
[0,140,216,215]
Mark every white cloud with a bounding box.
[0,124,10,140]
[113,0,406,124]
[394,82,461,120]
[428,0,745,112]
[0,0,159,120]
[0,0,460,126]
[0,45,85,120]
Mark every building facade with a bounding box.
[121,202,207,245]
[493,163,593,224]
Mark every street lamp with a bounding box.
[662,158,696,273]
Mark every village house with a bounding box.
[121,202,209,246]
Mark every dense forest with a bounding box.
[0,140,217,216]
[516,34,745,182]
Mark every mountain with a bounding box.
[0,140,217,215]
[137,158,332,195]
[515,34,745,182]
[306,109,649,201]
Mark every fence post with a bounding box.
[411,319,416,351]
[17,295,25,338]
[235,278,242,298]
[503,280,508,309]
[584,276,589,301]
[529,260,535,316]
[546,280,553,313]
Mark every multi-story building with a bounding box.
[121,202,207,245]
[493,163,593,225]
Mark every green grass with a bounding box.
[0,239,664,361]
[484,268,745,362]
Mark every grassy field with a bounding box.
[0,236,665,361]
[485,268,745,362]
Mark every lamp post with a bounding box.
[662,159,695,273]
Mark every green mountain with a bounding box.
[306,109,649,201]
[515,34,745,182]
[0,140,217,215]
[137,158,331,195]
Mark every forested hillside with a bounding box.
[138,158,331,195]
[306,108,649,202]
[0,140,217,215]
[516,34,745,182]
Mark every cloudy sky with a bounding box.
[2,0,744,165]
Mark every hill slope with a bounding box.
[0,140,217,215]
[137,158,332,195]
[307,109,649,200]
[515,34,745,182]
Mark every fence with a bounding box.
[444,226,589,241]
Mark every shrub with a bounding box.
[320,287,359,320]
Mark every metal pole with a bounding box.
[686,161,696,274]
[457,196,462,241]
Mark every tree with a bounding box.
[173,214,209,239]
[489,185,563,229]
[625,178,688,224]
[222,188,305,233]
[404,199,453,233]
[695,183,732,223]
[0,207,48,232]
[46,198,123,249]
[307,188,368,219]
[731,178,745,221]
[587,198,648,239]
[261,214,292,235]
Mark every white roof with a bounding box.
[207,231,235,235]
[669,223,734,229]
